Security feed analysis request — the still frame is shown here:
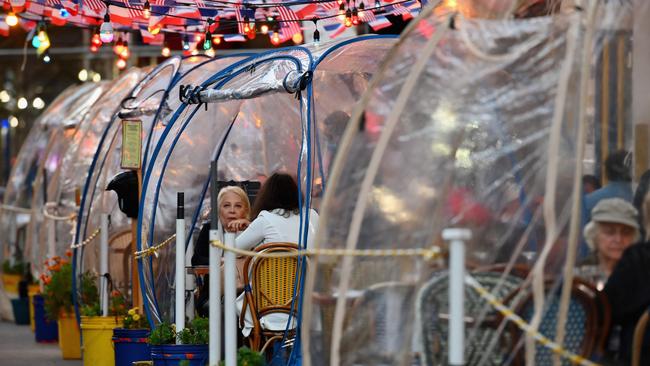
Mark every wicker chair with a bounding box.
[508,278,600,366]
[240,242,303,352]
[417,269,524,366]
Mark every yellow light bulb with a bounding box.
[6,12,18,27]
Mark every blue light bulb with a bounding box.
[31,35,41,48]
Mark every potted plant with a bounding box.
[41,252,81,359]
[78,274,124,366]
[149,317,209,365]
[113,300,152,366]
[2,259,25,295]
[220,347,266,366]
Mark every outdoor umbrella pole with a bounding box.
[443,228,471,366]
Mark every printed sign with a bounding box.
[121,120,142,169]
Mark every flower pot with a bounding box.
[28,284,40,331]
[112,328,151,366]
[80,316,122,366]
[10,297,30,325]
[58,312,81,359]
[33,294,58,343]
[151,344,209,366]
[2,273,21,296]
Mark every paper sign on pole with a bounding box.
[121,120,142,169]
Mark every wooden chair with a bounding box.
[240,242,303,352]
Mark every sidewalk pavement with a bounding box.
[0,320,82,366]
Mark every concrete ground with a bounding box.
[0,320,82,366]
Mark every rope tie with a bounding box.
[70,228,101,249]
[209,239,442,260]
[464,274,600,366]
[134,234,177,259]
[43,203,77,221]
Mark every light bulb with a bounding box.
[99,13,113,43]
[32,97,45,109]
[43,52,51,63]
[31,35,41,48]
[92,73,101,82]
[261,24,269,34]
[212,35,221,45]
[0,90,10,103]
[59,8,69,18]
[182,34,190,50]
[6,12,18,27]
[91,33,102,47]
[203,38,211,50]
[9,116,18,128]
[17,97,27,109]
[161,46,170,57]
[271,32,280,45]
[114,37,124,55]
[120,41,129,58]
[292,32,303,44]
[78,69,88,81]
[38,30,46,42]
[205,48,215,57]
[116,58,126,69]
[90,44,99,52]
[313,29,320,45]
[143,0,151,19]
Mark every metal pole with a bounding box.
[185,231,196,322]
[209,161,221,365]
[442,228,471,366]
[47,218,56,260]
[175,192,186,336]
[224,232,237,366]
[99,214,109,316]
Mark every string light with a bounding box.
[182,33,190,50]
[143,0,151,19]
[205,48,215,57]
[161,44,171,57]
[120,40,130,58]
[42,50,51,63]
[204,20,213,50]
[99,8,114,43]
[114,35,124,55]
[260,23,269,34]
[90,28,102,52]
[31,25,41,48]
[116,57,126,69]
[6,10,18,27]
[59,8,69,18]
[270,31,280,45]
[359,2,365,17]
[338,3,346,21]
[293,32,303,44]
[352,7,359,25]
[212,35,221,45]
[344,9,353,27]
[243,16,250,33]
[312,18,320,45]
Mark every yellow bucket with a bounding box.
[2,273,21,296]
[28,284,40,331]
[80,316,123,366]
[58,313,82,359]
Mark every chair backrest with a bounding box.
[108,229,132,295]
[511,279,599,366]
[244,242,302,318]
[417,270,524,366]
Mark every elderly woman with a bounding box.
[582,198,640,280]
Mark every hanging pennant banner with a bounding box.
[121,119,142,169]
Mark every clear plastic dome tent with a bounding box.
[33,69,145,291]
[72,54,247,299]
[301,2,643,365]
[24,84,109,274]
[137,35,397,324]
[0,82,106,269]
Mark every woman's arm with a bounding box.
[234,216,267,250]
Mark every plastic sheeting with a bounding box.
[33,69,146,295]
[302,1,642,365]
[137,36,397,324]
[0,83,106,267]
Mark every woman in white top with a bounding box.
[226,172,319,248]
[225,172,319,337]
